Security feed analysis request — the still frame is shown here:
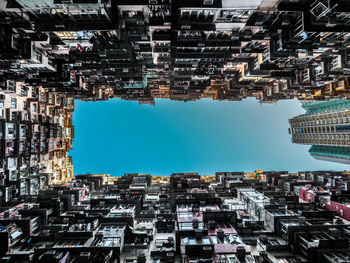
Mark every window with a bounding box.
[11,98,17,108]
[21,86,28,96]
[11,112,16,121]
[10,170,17,181]
[0,94,4,107]
[7,81,15,92]
[40,92,45,102]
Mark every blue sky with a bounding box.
[69,97,350,176]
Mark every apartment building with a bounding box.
[2,0,350,106]
[0,83,74,200]
[1,171,350,262]
[289,99,350,163]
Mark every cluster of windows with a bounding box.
[181,236,211,245]
[290,110,350,127]
[178,222,204,231]
[294,133,350,140]
[181,234,242,246]
[303,100,350,114]
[293,126,336,134]
[293,133,350,146]
[293,125,350,134]
[309,145,350,160]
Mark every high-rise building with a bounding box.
[289,99,350,163]
[289,99,350,147]
[308,145,350,165]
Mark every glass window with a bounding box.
[11,98,17,108]
[21,86,27,96]
[210,236,218,244]
[202,237,211,244]
[0,95,4,107]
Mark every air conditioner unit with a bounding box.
[326,14,337,27]
[315,63,324,76]
[331,55,341,69]
[281,18,290,26]
[203,0,214,5]
[253,57,259,69]
[310,2,330,19]
[99,50,107,57]
[55,24,65,30]
[277,39,283,51]
[11,35,18,49]
[302,69,310,82]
